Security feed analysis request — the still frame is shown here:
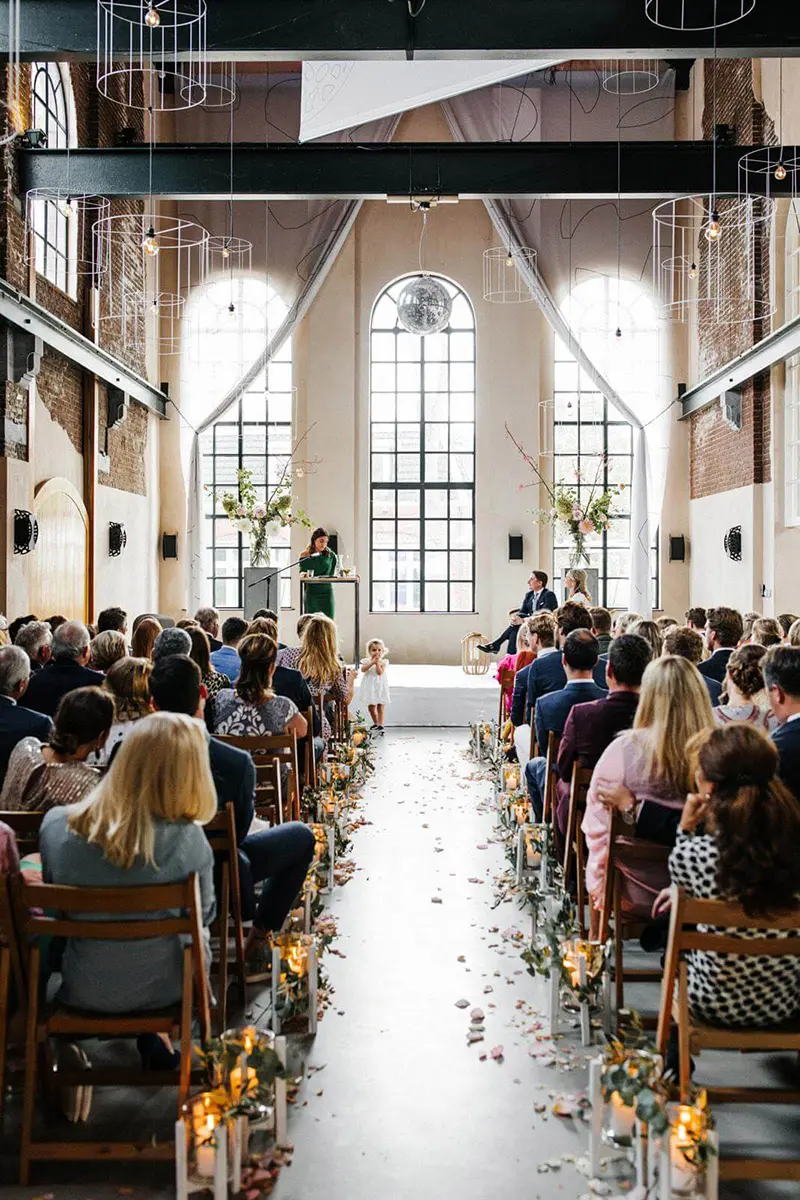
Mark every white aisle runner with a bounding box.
[354,664,499,727]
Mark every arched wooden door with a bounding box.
[29,478,89,622]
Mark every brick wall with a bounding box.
[97,383,149,496]
[690,60,774,500]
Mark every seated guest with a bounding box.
[478,569,558,656]
[583,656,713,914]
[46,615,68,635]
[187,626,230,700]
[9,615,39,645]
[19,621,104,718]
[555,633,652,837]
[149,656,315,961]
[611,611,644,639]
[210,616,248,684]
[98,657,153,765]
[281,614,356,742]
[510,613,557,769]
[524,630,606,820]
[715,644,775,732]
[252,611,286,649]
[244,618,321,743]
[0,617,7,649]
[14,620,52,673]
[0,646,53,785]
[788,618,800,648]
[655,616,678,634]
[698,606,743,684]
[89,630,127,674]
[253,609,278,621]
[176,619,200,632]
[277,614,313,667]
[777,612,798,639]
[194,606,222,652]
[130,615,162,661]
[749,616,783,649]
[564,567,592,606]
[658,724,800,1028]
[96,607,127,637]
[2,687,113,813]
[589,607,613,655]
[526,603,607,719]
[152,626,192,666]
[662,625,721,706]
[630,619,663,661]
[764,645,800,800]
[495,619,535,716]
[740,611,761,644]
[684,607,706,633]
[211,634,308,745]
[39,714,216,1058]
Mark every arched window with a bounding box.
[184,276,293,609]
[785,201,800,526]
[370,275,475,613]
[30,63,73,293]
[553,277,659,608]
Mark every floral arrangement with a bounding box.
[195,1029,286,1121]
[506,424,625,567]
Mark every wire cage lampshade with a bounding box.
[538,399,556,458]
[601,60,661,95]
[197,61,238,110]
[483,246,536,304]
[24,192,111,278]
[97,0,208,111]
[739,144,800,203]
[644,0,755,30]
[652,193,775,325]
[207,235,252,275]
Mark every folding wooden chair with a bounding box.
[0,811,44,858]
[15,873,211,1184]
[541,731,561,825]
[0,873,25,1129]
[216,733,298,821]
[204,803,246,1033]
[497,668,515,724]
[319,690,348,745]
[562,761,593,937]
[304,706,318,791]
[598,813,670,1024]
[657,885,800,1181]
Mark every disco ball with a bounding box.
[396,275,452,336]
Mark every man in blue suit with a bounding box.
[526,602,607,722]
[525,629,606,819]
[479,570,559,656]
[0,646,52,786]
[764,645,800,802]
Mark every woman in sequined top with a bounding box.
[1,686,113,813]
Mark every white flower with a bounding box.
[253,504,267,519]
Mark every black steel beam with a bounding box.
[3,0,800,60]
[16,141,789,201]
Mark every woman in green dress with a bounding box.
[300,527,339,619]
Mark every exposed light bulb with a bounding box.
[705,210,721,243]
[221,244,231,260]
[615,327,622,339]
[775,162,788,181]
[689,261,698,280]
[143,226,159,256]
[59,195,74,217]
[505,249,514,267]
[150,299,159,315]
[144,3,160,27]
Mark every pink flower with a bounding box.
[518,484,525,492]
[490,1045,504,1060]
[578,518,594,534]
[572,505,582,521]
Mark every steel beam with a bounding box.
[680,315,800,419]
[17,141,783,201]
[2,0,800,60]
[0,280,168,418]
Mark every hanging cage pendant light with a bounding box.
[483,245,537,304]
[644,0,756,30]
[97,0,208,112]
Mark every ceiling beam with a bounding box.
[3,0,800,60]
[680,316,800,419]
[16,141,783,201]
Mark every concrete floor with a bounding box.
[2,728,799,1198]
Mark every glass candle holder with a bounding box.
[667,1104,708,1197]
[187,1092,224,1179]
[502,763,522,793]
[601,1090,637,1148]
[271,931,318,1034]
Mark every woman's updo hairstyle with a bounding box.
[236,634,278,704]
[50,686,115,756]
[725,643,767,700]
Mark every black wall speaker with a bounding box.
[14,510,38,555]
[161,533,178,560]
[724,526,742,562]
[328,532,339,556]
[109,522,127,557]
[508,534,524,561]
[668,535,686,562]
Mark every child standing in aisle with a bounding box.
[359,638,390,732]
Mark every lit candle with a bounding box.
[229,1064,257,1102]
[669,1106,702,1195]
[191,1095,218,1178]
[503,764,521,793]
[608,1091,636,1142]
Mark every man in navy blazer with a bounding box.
[525,630,606,820]
[0,646,53,786]
[526,602,607,722]
[510,612,560,767]
[18,621,104,718]
[479,569,558,656]
[764,645,800,802]
[697,606,743,685]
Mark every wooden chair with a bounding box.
[598,813,670,1023]
[0,873,25,1129]
[304,706,318,791]
[0,811,44,858]
[562,761,593,937]
[657,885,800,1181]
[216,733,298,821]
[497,668,515,724]
[204,803,246,1033]
[319,690,348,745]
[15,873,211,1184]
[541,731,561,825]
[528,724,537,762]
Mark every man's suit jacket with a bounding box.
[554,690,639,834]
[772,719,800,802]
[529,587,559,614]
[273,664,321,737]
[207,734,258,919]
[0,696,52,786]
[526,652,607,722]
[635,801,681,847]
[697,648,734,685]
[19,658,105,718]
[510,664,532,728]
[534,680,606,762]
[702,674,722,706]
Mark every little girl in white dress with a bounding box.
[359,638,390,732]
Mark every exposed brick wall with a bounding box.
[97,384,149,496]
[37,346,84,454]
[690,60,774,500]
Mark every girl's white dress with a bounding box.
[359,660,390,705]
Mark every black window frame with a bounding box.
[30,62,71,294]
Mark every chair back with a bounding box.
[542,730,561,824]
[598,812,671,943]
[319,689,348,743]
[0,872,25,1007]
[204,803,246,1030]
[0,811,44,858]
[498,668,515,723]
[304,706,318,790]
[215,732,297,821]
[562,760,592,877]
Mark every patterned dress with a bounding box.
[669,830,800,1027]
[713,703,777,734]
[211,691,298,739]
[202,669,232,699]
[271,648,346,741]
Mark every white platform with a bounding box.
[354,664,498,727]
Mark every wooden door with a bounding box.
[29,478,89,622]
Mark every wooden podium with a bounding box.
[299,575,361,663]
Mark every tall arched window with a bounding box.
[183,277,293,609]
[30,63,73,293]
[370,275,475,613]
[553,277,659,608]
[785,201,800,526]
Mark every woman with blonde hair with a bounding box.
[96,657,153,765]
[130,615,162,661]
[564,567,592,606]
[89,629,127,674]
[281,613,356,742]
[582,655,714,916]
[749,617,783,649]
[39,713,216,1065]
[630,618,664,661]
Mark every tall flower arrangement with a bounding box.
[506,424,624,567]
